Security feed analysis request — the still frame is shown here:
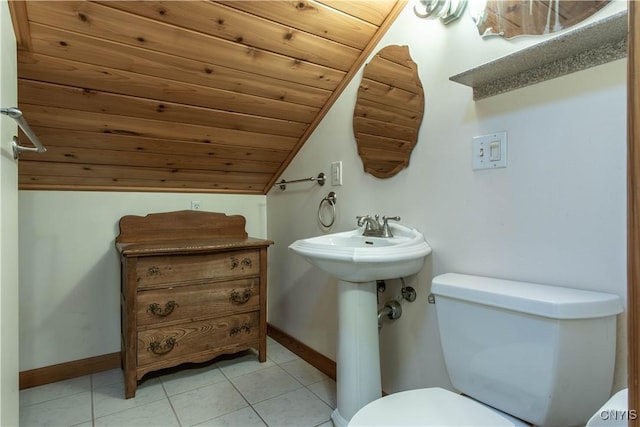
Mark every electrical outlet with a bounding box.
[191,201,201,210]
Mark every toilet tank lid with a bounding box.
[431,273,623,319]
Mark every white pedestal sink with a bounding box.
[289,223,432,427]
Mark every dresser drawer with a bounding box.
[136,249,259,288]
[136,278,259,327]
[137,311,259,366]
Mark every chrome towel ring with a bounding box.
[318,192,337,228]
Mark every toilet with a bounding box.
[349,273,624,427]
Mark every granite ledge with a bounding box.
[449,10,627,101]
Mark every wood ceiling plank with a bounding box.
[316,1,398,26]
[25,1,345,90]
[18,52,320,124]
[8,0,32,50]
[27,127,290,164]
[19,104,299,151]
[19,173,267,193]
[18,161,272,185]
[29,23,331,107]
[18,145,281,174]
[19,79,308,138]
[99,1,360,71]
[220,0,377,49]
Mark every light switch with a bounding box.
[331,161,343,186]
[472,132,507,170]
[489,141,501,161]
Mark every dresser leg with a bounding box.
[259,337,267,362]
[124,372,137,399]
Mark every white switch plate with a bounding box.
[472,131,507,170]
[331,161,343,186]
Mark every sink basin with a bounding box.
[289,223,432,282]
[289,222,432,426]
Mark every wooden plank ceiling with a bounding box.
[8,0,405,194]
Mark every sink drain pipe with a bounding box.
[378,300,402,331]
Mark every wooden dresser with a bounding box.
[116,210,273,398]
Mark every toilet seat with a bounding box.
[348,387,529,427]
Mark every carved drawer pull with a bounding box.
[147,300,178,317]
[229,323,252,336]
[148,337,176,355]
[148,266,161,275]
[229,289,251,304]
[230,256,253,270]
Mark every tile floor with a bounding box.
[20,337,337,427]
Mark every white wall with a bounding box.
[266,2,628,395]
[1,0,20,423]
[18,192,266,371]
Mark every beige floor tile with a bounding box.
[20,375,91,407]
[252,387,333,427]
[20,391,92,427]
[93,398,179,427]
[230,365,303,404]
[170,380,248,426]
[307,378,337,408]
[161,364,226,396]
[93,377,167,419]
[193,406,267,427]
[280,359,328,386]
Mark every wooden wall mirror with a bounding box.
[470,0,610,39]
[353,45,424,179]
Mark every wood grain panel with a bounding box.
[357,77,423,111]
[135,250,260,288]
[353,99,422,128]
[220,0,379,49]
[354,44,423,179]
[362,56,423,93]
[23,128,290,164]
[19,104,299,151]
[317,0,397,26]
[353,117,417,141]
[25,1,345,90]
[18,53,320,123]
[99,1,360,71]
[19,162,272,192]
[27,23,332,107]
[8,0,405,193]
[137,279,260,327]
[19,144,281,175]
[19,80,309,138]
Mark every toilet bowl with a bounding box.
[348,273,623,427]
[349,388,529,426]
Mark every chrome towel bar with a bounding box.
[1,107,47,159]
[275,172,326,190]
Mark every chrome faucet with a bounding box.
[356,215,400,237]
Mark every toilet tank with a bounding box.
[431,273,623,427]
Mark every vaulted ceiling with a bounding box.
[8,0,405,194]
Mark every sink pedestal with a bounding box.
[332,279,382,427]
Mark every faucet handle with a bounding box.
[381,216,400,237]
[356,215,369,226]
